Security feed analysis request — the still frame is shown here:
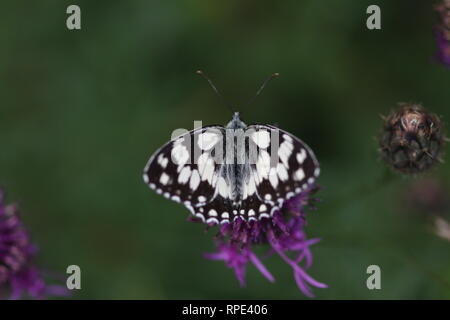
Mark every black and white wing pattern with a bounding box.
[143,125,226,222]
[143,122,320,225]
[241,124,320,219]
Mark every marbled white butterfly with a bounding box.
[143,72,320,225]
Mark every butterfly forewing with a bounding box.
[143,126,226,214]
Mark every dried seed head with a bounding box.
[379,103,445,174]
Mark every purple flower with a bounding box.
[202,185,327,297]
[0,190,68,299]
[434,0,450,67]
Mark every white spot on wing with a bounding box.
[199,154,215,183]
[256,150,271,179]
[295,168,305,181]
[159,172,170,185]
[247,176,256,196]
[198,131,219,150]
[171,144,189,169]
[259,213,270,219]
[270,206,279,216]
[206,217,219,225]
[208,209,218,217]
[189,169,201,190]
[251,130,271,149]
[197,153,209,172]
[218,176,229,198]
[283,134,293,142]
[278,140,293,168]
[157,154,168,168]
[178,166,191,184]
[296,149,307,164]
[276,163,288,181]
[174,137,185,145]
[314,167,320,177]
[242,182,248,200]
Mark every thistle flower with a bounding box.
[0,190,68,299]
[434,0,450,67]
[379,103,445,174]
[201,185,327,297]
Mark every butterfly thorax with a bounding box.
[226,112,247,130]
[222,112,249,207]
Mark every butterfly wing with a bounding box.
[143,125,227,220]
[240,124,320,218]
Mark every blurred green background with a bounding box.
[1,0,450,299]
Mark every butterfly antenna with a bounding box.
[244,73,279,110]
[196,70,234,114]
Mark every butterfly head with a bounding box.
[226,112,247,129]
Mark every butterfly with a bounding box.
[143,73,320,225]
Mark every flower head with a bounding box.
[379,103,445,174]
[0,190,68,299]
[434,0,450,67]
[201,185,326,297]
